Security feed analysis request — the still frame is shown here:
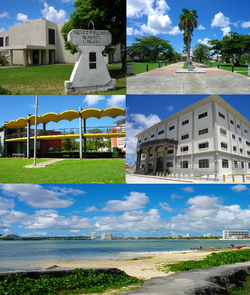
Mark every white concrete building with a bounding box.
[112,118,126,152]
[91,232,97,239]
[134,95,250,176]
[223,230,249,240]
[101,233,113,240]
[0,18,122,66]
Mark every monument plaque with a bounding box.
[64,29,116,94]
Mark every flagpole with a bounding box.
[34,95,38,166]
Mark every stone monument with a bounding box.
[64,25,116,94]
[188,57,193,71]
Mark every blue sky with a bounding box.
[1,183,250,237]
[127,0,250,55]
[126,94,250,163]
[0,95,125,131]
[0,0,75,32]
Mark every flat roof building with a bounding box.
[223,230,249,240]
[134,95,250,176]
[0,18,122,67]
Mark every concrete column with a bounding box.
[9,50,13,66]
[145,148,150,174]
[45,49,49,64]
[23,50,27,67]
[84,119,87,157]
[3,127,7,157]
[39,50,42,65]
[43,123,46,158]
[27,118,30,159]
[163,146,167,176]
[136,150,142,173]
[79,107,82,159]
[153,147,158,175]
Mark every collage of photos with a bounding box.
[1,0,250,294]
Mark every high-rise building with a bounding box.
[91,232,97,239]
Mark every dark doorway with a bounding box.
[49,50,55,64]
[33,50,39,64]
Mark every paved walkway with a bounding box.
[25,159,65,168]
[127,61,250,94]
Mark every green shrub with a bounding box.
[0,86,12,95]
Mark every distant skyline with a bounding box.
[127,0,250,55]
[0,95,125,131]
[1,183,250,237]
[126,94,250,164]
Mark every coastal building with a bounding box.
[91,232,97,239]
[223,230,249,240]
[134,95,250,176]
[204,234,213,237]
[0,18,122,66]
[101,233,113,240]
[173,234,182,239]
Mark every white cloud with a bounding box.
[211,12,231,28]
[84,206,99,212]
[0,28,6,33]
[186,195,220,218]
[130,113,161,129]
[102,191,150,212]
[106,95,125,108]
[0,184,75,208]
[141,15,181,35]
[51,187,86,196]
[159,202,173,212]
[221,26,231,36]
[242,21,250,29]
[170,194,183,200]
[41,2,68,23]
[198,24,205,30]
[17,13,28,23]
[182,186,194,193]
[231,184,249,193]
[198,38,211,45]
[61,0,75,2]
[127,27,143,36]
[83,95,106,106]
[166,106,173,112]
[0,197,15,210]
[0,11,9,19]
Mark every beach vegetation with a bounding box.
[162,249,250,273]
[0,269,144,295]
[228,275,250,294]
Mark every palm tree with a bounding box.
[178,8,198,64]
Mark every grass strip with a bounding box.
[130,62,162,75]
[0,158,125,183]
[163,249,250,273]
[0,269,144,295]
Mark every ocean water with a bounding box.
[0,239,250,272]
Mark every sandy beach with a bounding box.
[29,250,214,279]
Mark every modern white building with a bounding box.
[134,95,250,176]
[91,232,97,239]
[101,233,113,240]
[223,230,249,240]
[112,118,126,152]
[204,234,213,237]
[0,18,122,66]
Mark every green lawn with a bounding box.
[128,62,164,75]
[0,158,125,183]
[0,63,125,95]
[220,65,249,76]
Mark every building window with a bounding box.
[199,142,209,149]
[198,111,207,119]
[220,128,227,136]
[181,161,188,168]
[0,37,3,47]
[182,119,189,126]
[181,146,189,152]
[241,162,244,168]
[167,162,173,167]
[230,119,234,125]
[198,128,208,135]
[167,149,173,154]
[149,153,153,157]
[219,112,225,119]
[232,134,236,140]
[244,129,249,134]
[222,159,229,168]
[139,140,141,143]
[240,148,243,154]
[144,137,147,141]
[89,52,97,69]
[237,124,240,129]
[169,125,175,131]
[234,161,238,168]
[151,134,155,138]
[181,134,189,140]
[199,159,209,168]
[247,151,250,156]
[158,130,164,135]
[248,163,250,169]
[48,29,55,45]
[246,141,250,146]
[239,137,242,143]
[233,146,237,152]
[221,142,228,149]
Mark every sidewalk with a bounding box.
[25,159,65,168]
[127,61,250,94]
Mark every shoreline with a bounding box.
[27,250,214,279]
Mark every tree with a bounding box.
[86,129,106,151]
[178,8,198,63]
[209,32,250,66]
[62,138,79,151]
[61,0,126,75]
[192,43,210,63]
[129,36,174,62]
[127,43,145,61]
